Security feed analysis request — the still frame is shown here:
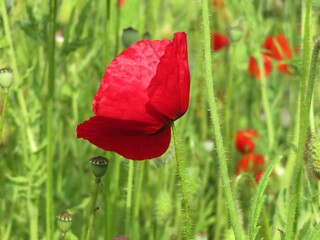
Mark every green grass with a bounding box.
[1,0,320,239]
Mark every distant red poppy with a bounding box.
[248,54,272,80]
[118,0,125,8]
[254,171,264,183]
[235,129,258,154]
[236,153,264,175]
[211,33,229,51]
[262,34,292,75]
[77,32,190,160]
[213,0,224,7]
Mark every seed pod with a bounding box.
[0,68,13,90]
[90,156,109,179]
[112,235,129,240]
[308,132,320,179]
[56,211,73,233]
[121,27,139,48]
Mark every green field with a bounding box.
[1,0,320,239]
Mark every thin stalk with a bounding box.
[46,0,57,239]
[85,178,101,240]
[125,160,134,237]
[172,123,190,240]
[225,44,236,151]
[201,0,244,239]
[133,162,145,239]
[0,0,37,151]
[0,90,8,138]
[284,38,320,240]
[258,58,275,152]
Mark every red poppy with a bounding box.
[211,33,229,51]
[77,32,190,160]
[118,0,125,8]
[213,0,224,7]
[236,153,264,175]
[248,54,272,80]
[254,171,263,183]
[262,34,292,75]
[235,129,258,154]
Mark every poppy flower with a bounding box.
[77,32,190,160]
[254,171,264,183]
[262,34,292,75]
[235,129,258,154]
[236,153,264,175]
[211,33,229,51]
[213,0,224,7]
[118,0,125,8]
[248,54,272,80]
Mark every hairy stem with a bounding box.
[201,0,243,239]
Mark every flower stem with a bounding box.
[200,0,243,239]
[85,178,101,240]
[284,16,319,240]
[172,123,190,240]
[46,0,57,239]
[258,57,274,151]
[0,90,8,138]
[125,160,134,237]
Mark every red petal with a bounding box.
[93,38,171,133]
[148,32,190,120]
[235,129,258,154]
[77,116,171,160]
[277,63,291,75]
[263,34,292,60]
[118,0,125,8]
[236,153,264,175]
[211,33,229,51]
[248,54,272,79]
[212,0,224,7]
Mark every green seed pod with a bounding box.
[309,132,320,179]
[230,27,244,43]
[90,156,109,178]
[155,192,172,224]
[121,27,139,48]
[56,211,73,233]
[0,68,13,90]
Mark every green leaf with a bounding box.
[248,155,282,240]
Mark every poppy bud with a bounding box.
[0,68,13,90]
[308,132,320,179]
[155,192,172,224]
[90,156,109,179]
[230,28,243,43]
[56,211,73,233]
[121,27,139,48]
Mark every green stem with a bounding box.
[201,0,243,239]
[172,123,190,240]
[284,38,320,240]
[0,0,37,151]
[258,58,275,152]
[85,178,101,240]
[0,90,8,138]
[46,0,57,239]
[225,44,236,151]
[125,160,134,237]
[133,161,144,239]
